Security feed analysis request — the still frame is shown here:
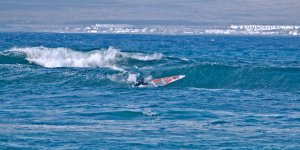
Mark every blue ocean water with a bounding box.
[0,33,300,149]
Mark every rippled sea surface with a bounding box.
[0,33,300,149]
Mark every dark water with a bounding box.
[0,33,300,149]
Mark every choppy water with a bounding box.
[0,33,300,149]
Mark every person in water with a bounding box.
[134,77,148,87]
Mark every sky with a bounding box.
[0,0,300,29]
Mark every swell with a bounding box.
[159,64,300,91]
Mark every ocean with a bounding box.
[0,32,299,149]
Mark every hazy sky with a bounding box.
[0,0,300,26]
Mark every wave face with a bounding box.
[164,64,300,91]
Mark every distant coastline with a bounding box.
[1,23,299,36]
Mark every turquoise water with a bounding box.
[0,33,300,149]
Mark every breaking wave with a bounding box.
[6,46,163,71]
